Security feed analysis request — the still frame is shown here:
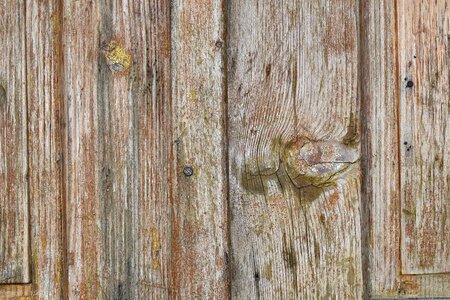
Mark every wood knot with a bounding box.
[283,137,359,189]
[101,40,132,73]
[240,136,360,202]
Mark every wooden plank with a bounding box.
[0,284,32,299]
[26,1,67,298]
[0,1,29,283]
[228,1,362,298]
[359,0,402,297]
[363,1,450,298]
[171,0,229,298]
[398,0,450,274]
[64,1,172,298]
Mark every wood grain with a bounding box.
[228,0,362,298]
[26,1,67,298]
[0,1,29,284]
[399,0,450,275]
[63,1,172,298]
[171,0,229,298]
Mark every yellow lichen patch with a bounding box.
[189,88,198,101]
[102,40,132,72]
[152,228,160,270]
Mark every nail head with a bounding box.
[183,166,194,177]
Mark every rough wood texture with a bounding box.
[0,284,32,299]
[360,0,401,297]
[26,1,67,298]
[63,1,172,299]
[399,0,450,275]
[228,1,362,298]
[171,0,229,298]
[0,1,29,284]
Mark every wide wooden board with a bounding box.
[63,1,172,298]
[228,1,362,298]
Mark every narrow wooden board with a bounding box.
[359,0,402,296]
[0,1,29,283]
[63,1,172,298]
[26,1,68,298]
[228,1,362,298]
[398,0,450,274]
[171,0,229,298]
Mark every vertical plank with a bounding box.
[359,0,401,296]
[399,0,450,274]
[0,1,29,283]
[171,0,229,298]
[228,1,362,298]
[64,1,172,298]
[26,0,67,298]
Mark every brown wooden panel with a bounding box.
[0,1,29,283]
[63,1,172,298]
[171,0,229,298]
[228,0,362,298]
[399,0,450,274]
[26,1,68,297]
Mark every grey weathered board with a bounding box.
[0,0,449,299]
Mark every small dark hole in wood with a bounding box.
[406,80,414,88]
[404,141,408,145]
[254,272,260,281]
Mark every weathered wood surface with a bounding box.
[399,0,450,275]
[228,0,362,298]
[2,0,450,298]
[63,1,172,299]
[26,1,67,298]
[171,0,229,298]
[0,1,29,284]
